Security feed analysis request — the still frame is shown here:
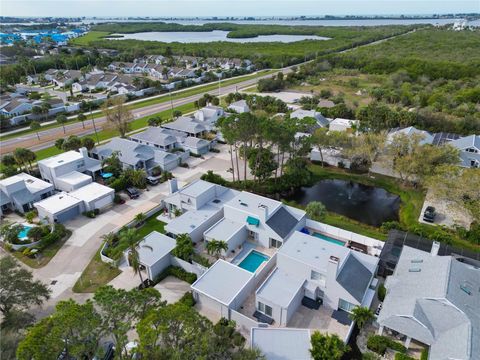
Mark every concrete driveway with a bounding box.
[154,276,191,304]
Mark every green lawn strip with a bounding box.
[72,211,166,293]
[10,230,72,269]
[70,31,111,45]
[33,102,195,162]
[72,249,121,293]
[1,70,275,141]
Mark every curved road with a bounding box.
[0,28,419,155]
[0,69,289,154]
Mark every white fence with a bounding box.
[171,256,208,277]
[230,309,260,335]
[306,219,384,256]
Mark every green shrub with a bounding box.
[169,266,197,284]
[192,253,212,267]
[367,335,406,355]
[178,291,196,307]
[200,170,227,186]
[109,176,128,192]
[83,211,96,218]
[420,349,429,360]
[381,221,402,232]
[395,353,415,360]
[378,283,386,302]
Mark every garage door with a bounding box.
[94,195,112,210]
[56,205,80,223]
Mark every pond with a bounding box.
[288,179,400,226]
[107,30,330,43]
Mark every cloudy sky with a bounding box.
[1,0,478,17]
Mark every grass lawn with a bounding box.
[72,211,166,293]
[72,249,121,293]
[10,230,72,269]
[33,102,196,162]
[71,31,111,45]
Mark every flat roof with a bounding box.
[165,205,220,235]
[38,150,83,168]
[136,231,176,267]
[57,171,92,186]
[251,328,312,360]
[69,182,114,202]
[204,218,245,242]
[180,179,216,198]
[34,192,82,214]
[256,268,305,308]
[331,118,359,126]
[191,259,254,306]
[225,191,282,221]
[0,172,52,193]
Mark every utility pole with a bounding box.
[169,89,174,119]
[90,106,99,145]
[218,73,221,98]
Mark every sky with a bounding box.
[1,0,479,17]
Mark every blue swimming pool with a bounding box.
[18,225,32,239]
[238,250,270,272]
[313,232,345,246]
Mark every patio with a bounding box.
[289,305,351,340]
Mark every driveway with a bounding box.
[21,182,171,311]
[154,276,191,304]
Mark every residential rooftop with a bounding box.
[56,171,92,187]
[256,268,306,308]
[0,172,52,193]
[136,231,176,267]
[378,245,480,360]
[191,260,254,307]
[34,192,82,213]
[69,182,114,203]
[37,150,83,168]
[165,205,221,235]
[250,328,312,360]
[225,191,282,221]
[204,218,245,242]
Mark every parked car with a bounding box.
[126,187,140,199]
[423,206,436,223]
[375,302,383,316]
[146,176,159,185]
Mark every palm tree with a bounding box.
[40,102,51,122]
[134,212,146,226]
[120,228,145,285]
[56,114,68,134]
[349,306,375,329]
[101,232,117,246]
[206,239,228,259]
[30,121,41,140]
[78,113,86,129]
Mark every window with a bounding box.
[258,302,273,317]
[270,238,282,248]
[311,270,326,286]
[248,230,258,241]
[338,299,356,313]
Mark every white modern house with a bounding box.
[254,231,378,326]
[449,134,480,168]
[203,191,306,255]
[0,173,54,215]
[34,182,114,223]
[228,100,250,114]
[194,105,225,128]
[163,179,239,243]
[125,231,177,281]
[377,243,479,360]
[38,148,102,192]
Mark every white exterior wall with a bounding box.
[204,225,247,256]
[188,210,223,243]
[223,205,283,248]
[286,284,305,324]
[147,254,172,281]
[194,292,230,318]
[83,192,114,212]
[55,176,91,192]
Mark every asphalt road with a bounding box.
[0,69,288,154]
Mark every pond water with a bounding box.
[288,179,400,226]
[107,30,330,43]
